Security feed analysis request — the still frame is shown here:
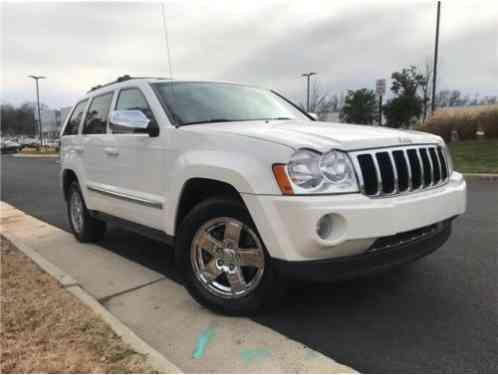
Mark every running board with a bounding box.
[90,211,175,247]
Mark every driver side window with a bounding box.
[112,88,155,134]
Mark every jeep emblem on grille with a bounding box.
[398,137,412,144]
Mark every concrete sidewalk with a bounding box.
[0,202,355,373]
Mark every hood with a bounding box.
[182,120,442,152]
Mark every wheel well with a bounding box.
[175,178,244,234]
[62,169,78,200]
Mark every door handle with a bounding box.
[104,147,119,156]
[74,145,84,154]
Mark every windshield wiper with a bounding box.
[180,119,236,126]
[179,117,293,126]
[260,117,293,121]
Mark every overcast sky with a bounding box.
[1,0,497,109]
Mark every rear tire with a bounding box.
[67,181,106,243]
[176,196,285,316]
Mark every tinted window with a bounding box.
[83,93,113,134]
[152,82,309,126]
[63,100,88,135]
[112,88,154,134]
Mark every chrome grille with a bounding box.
[352,145,450,197]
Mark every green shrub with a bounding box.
[419,105,498,142]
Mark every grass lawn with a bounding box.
[0,236,155,373]
[448,140,498,174]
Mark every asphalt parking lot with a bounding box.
[1,155,497,373]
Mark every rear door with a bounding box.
[61,98,88,157]
[60,99,88,188]
[81,92,116,212]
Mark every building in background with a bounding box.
[40,105,73,139]
[40,109,61,139]
[60,106,72,125]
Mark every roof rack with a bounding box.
[87,75,171,93]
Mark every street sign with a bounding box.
[376,79,386,96]
[376,79,386,126]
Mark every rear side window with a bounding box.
[112,88,155,134]
[82,92,113,134]
[63,100,88,135]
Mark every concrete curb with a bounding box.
[1,231,182,374]
[463,173,498,182]
[13,153,59,158]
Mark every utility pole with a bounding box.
[28,75,46,148]
[431,1,441,115]
[301,72,316,112]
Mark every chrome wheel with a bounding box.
[70,189,84,234]
[191,217,265,299]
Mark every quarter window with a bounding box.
[112,88,155,134]
[82,93,113,134]
[63,100,88,135]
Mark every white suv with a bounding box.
[60,76,466,315]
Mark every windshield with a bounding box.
[152,82,310,126]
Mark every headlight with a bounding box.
[287,149,323,188]
[319,150,355,184]
[275,148,359,195]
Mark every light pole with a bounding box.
[28,75,46,148]
[431,1,441,115]
[301,72,316,112]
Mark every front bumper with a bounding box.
[242,172,466,262]
[272,218,452,282]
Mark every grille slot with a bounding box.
[407,149,422,189]
[392,150,409,192]
[429,147,441,183]
[437,147,448,180]
[357,154,378,195]
[376,152,396,194]
[354,145,450,198]
[419,148,432,186]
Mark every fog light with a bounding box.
[316,214,333,239]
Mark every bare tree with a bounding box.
[300,82,339,121]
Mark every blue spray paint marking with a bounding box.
[192,326,216,359]
[240,348,271,365]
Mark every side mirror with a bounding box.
[110,110,150,129]
[110,110,159,137]
[308,112,318,120]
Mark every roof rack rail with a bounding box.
[87,75,171,93]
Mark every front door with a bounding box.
[106,87,165,229]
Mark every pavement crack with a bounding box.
[98,276,166,304]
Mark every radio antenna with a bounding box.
[161,3,173,79]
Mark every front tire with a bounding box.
[67,181,106,243]
[176,197,285,315]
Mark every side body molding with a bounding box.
[87,183,163,209]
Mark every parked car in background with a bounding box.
[1,139,21,154]
[59,76,467,315]
[20,137,41,149]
